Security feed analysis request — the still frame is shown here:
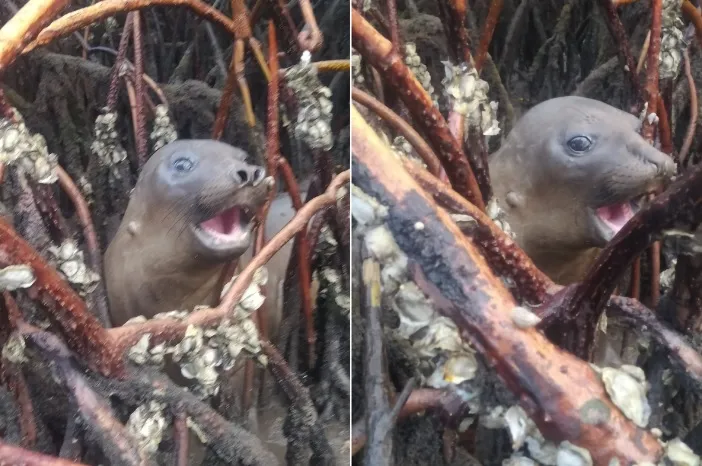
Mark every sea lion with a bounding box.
[489,96,677,285]
[104,139,310,462]
[104,139,289,335]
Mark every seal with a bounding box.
[489,96,677,285]
[104,139,273,327]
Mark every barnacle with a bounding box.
[0,109,58,184]
[483,404,562,465]
[77,175,94,205]
[0,265,35,291]
[503,405,535,450]
[219,268,267,317]
[405,43,437,104]
[128,334,152,365]
[511,306,542,329]
[364,225,407,295]
[48,241,100,295]
[126,401,167,456]
[487,197,513,238]
[351,49,364,86]
[505,456,538,466]
[171,316,265,398]
[599,365,651,427]
[150,105,178,152]
[441,61,501,138]
[91,108,128,178]
[153,310,189,320]
[659,0,685,80]
[2,333,27,364]
[128,334,166,366]
[172,325,205,363]
[351,185,388,228]
[663,438,700,466]
[283,51,334,151]
[556,441,592,466]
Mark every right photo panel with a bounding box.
[350,1,702,465]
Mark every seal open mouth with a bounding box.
[593,194,647,239]
[192,204,255,253]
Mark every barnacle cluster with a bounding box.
[0,110,58,184]
[442,61,501,138]
[128,334,167,366]
[660,0,685,80]
[316,225,351,318]
[404,43,438,105]
[127,270,268,398]
[283,51,334,151]
[484,405,597,466]
[390,135,427,169]
[0,264,36,291]
[487,197,514,238]
[126,401,168,456]
[48,241,100,295]
[486,401,700,466]
[351,49,364,86]
[90,108,128,178]
[594,364,651,428]
[353,184,480,407]
[150,105,178,152]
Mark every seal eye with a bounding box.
[173,157,194,172]
[567,135,593,153]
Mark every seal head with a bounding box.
[104,139,271,326]
[489,96,676,283]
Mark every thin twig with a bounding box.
[352,87,442,176]
[680,48,697,165]
[297,0,323,51]
[642,0,662,143]
[277,157,315,367]
[361,243,392,464]
[132,11,147,164]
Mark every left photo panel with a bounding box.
[0,1,350,465]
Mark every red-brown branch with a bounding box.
[0,440,87,466]
[24,0,246,53]
[131,11,147,165]
[682,0,702,48]
[277,157,315,366]
[106,14,134,111]
[0,219,123,377]
[352,8,485,211]
[0,0,70,74]
[474,0,504,71]
[595,0,643,102]
[680,48,697,165]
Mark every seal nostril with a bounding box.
[237,170,248,184]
